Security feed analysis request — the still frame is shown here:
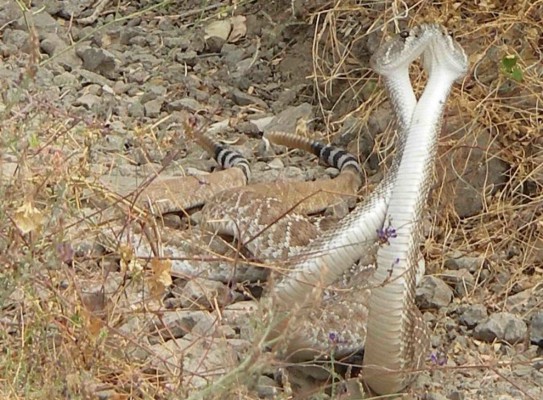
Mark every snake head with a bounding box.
[370,24,436,76]
[422,24,469,82]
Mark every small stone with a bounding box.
[473,312,527,343]
[163,36,191,49]
[144,98,163,118]
[166,98,203,113]
[230,88,267,108]
[175,50,198,67]
[325,167,340,178]
[148,310,210,342]
[128,101,144,118]
[179,278,230,309]
[78,69,113,87]
[448,390,464,400]
[441,269,476,297]
[53,71,79,88]
[504,289,532,313]
[236,121,260,136]
[16,9,59,33]
[205,36,226,53]
[416,276,453,309]
[267,158,284,169]
[139,85,165,104]
[530,310,543,346]
[3,29,30,50]
[74,93,100,109]
[263,103,313,135]
[78,47,118,79]
[459,304,488,328]
[444,251,484,272]
[256,375,279,398]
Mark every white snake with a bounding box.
[269,24,468,394]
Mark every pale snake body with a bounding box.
[265,24,468,395]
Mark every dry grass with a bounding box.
[1,0,542,398]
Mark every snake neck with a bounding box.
[363,67,458,394]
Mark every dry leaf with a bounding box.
[150,258,172,296]
[81,308,104,339]
[119,243,142,274]
[14,201,45,234]
[228,16,247,43]
[204,19,232,41]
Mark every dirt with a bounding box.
[0,0,542,399]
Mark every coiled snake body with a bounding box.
[270,24,468,395]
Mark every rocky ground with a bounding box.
[0,1,542,399]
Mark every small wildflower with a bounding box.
[377,225,398,244]
[430,351,447,366]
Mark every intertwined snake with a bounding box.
[96,22,468,396]
[268,23,468,394]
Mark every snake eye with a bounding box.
[400,30,409,39]
[448,30,454,37]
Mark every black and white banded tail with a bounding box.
[195,132,251,181]
[265,131,361,174]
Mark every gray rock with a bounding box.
[230,88,267,108]
[267,158,284,170]
[367,103,393,137]
[189,88,210,103]
[77,69,113,87]
[148,310,210,342]
[56,0,87,19]
[163,36,191,50]
[127,101,144,118]
[205,36,225,53]
[142,84,166,101]
[448,390,464,400]
[144,98,163,118]
[459,304,488,328]
[179,278,231,309]
[3,29,30,51]
[424,393,448,400]
[40,33,82,70]
[77,47,118,79]
[473,312,527,343]
[222,44,246,65]
[53,71,79,88]
[263,103,313,135]
[444,251,484,272]
[530,310,543,346]
[125,52,160,68]
[257,375,279,398]
[416,276,453,309]
[166,98,203,113]
[148,336,239,390]
[175,50,199,67]
[74,93,100,109]
[441,269,476,297]
[15,9,59,33]
[0,2,23,29]
[504,289,532,313]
